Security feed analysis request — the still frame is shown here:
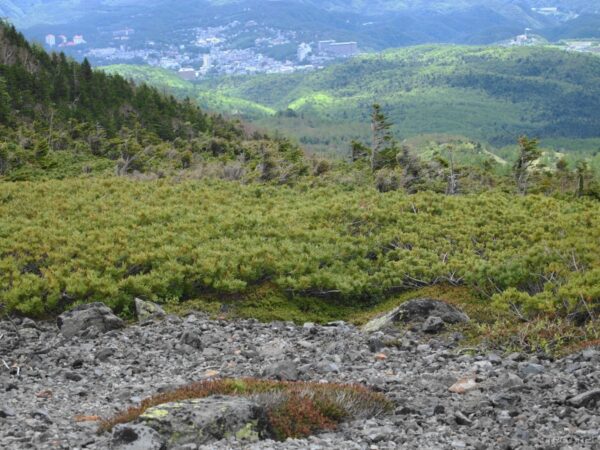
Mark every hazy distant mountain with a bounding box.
[0,0,594,26]
[1,0,598,50]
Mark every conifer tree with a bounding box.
[556,157,569,193]
[513,136,541,195]
[0,76,10,122]
[370,104,395,172]
[575,160,589,197]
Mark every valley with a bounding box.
[0,8,599,450]
[104,44,600,163]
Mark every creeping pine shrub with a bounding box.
[375,168,402,192]
[98,379,392,440]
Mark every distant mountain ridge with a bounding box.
[1,0,599,45]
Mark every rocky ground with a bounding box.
[0,300,599,450]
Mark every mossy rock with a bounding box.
[138,396,263,446]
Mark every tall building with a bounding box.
[199,54,212,74]
[45,34,56,47]
[317,40,358,58]
[73,35,86,45]
[317,40,335,53]
[297,43,312,62]
[178,68,197,81]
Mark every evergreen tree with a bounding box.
[80,58,93,82]
[556,157,570,193]
[260,146,278,181]
[370,104,397,172]
[396,145,423,193]
[575,160,589,198]
[513,136,541,195]
[0,76,10,123]
[350,140,369,163]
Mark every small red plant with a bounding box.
[97,378,392,440]
[268,393,337,440]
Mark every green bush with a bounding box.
[0,178,598,320]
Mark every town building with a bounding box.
[297,43,312,62]
[45,34,56,47]
[73,35,86,45]
[178,67,197,81]
[317,40,358,57]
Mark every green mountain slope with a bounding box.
[193,45,600,151]
[101,65,275,117]
[0,22,303,180]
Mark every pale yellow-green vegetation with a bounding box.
[1,177,598,323]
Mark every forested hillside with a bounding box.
[0,21,599,355]
[107,45,600,155]
[0,22,307,180]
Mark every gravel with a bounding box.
[0,306,598,450]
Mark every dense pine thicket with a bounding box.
[0,22,308,180]
[0,179,599,326]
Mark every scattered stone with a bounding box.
[112,423,165,450]
[455,411,473,426]
[367,336,385,352]
[315,361,340,373]
[491,393,521,409]
[259,339,289,358]
[449,375,478,394]
[180,329,202,350]
[134,298,166,323]
[57,303,124,338]
[581,349,599,361]
[567,390,600,409]
[518,362,545,378]
[0,407,15,418]
[140,396,262,446]
[0,313,597,450]
[497,372,524,389]
[35,389,53,399]
[263,361,299,381]
[422,316,445,333]
[96,348,116,362]
[65,372,83,382]
[362,298,469,332]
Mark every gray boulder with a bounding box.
[135,298,166,322]
[263,361,299,381]
[112,424,165,450]
[567,389,600,409]
[362,298,469,332]
[180,329,202,350]
[57,303,124,338]
[422,316,445,333]
[518,362,545,378]
[138,396,263,446]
